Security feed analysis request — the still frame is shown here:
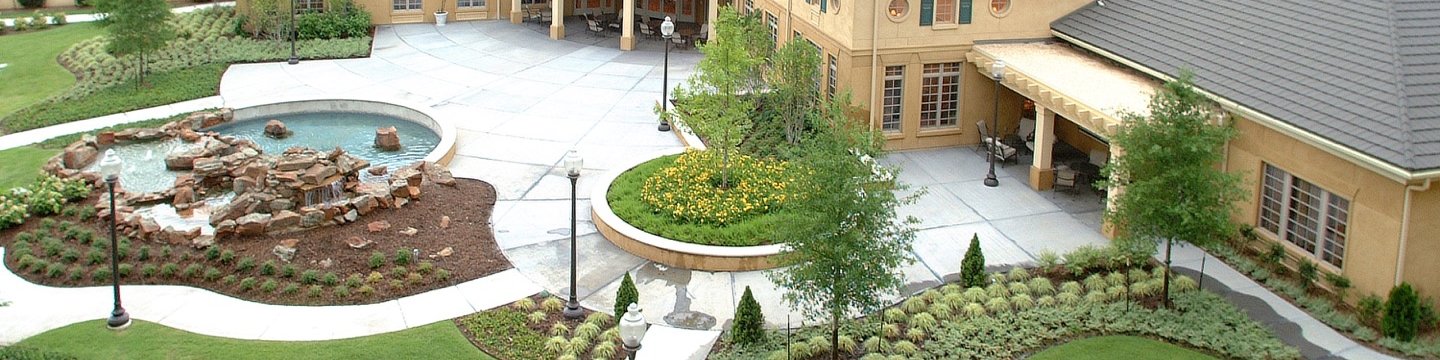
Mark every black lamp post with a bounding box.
[288,0,300,65]
[983,60,1005,187]
[657,16,675,132]
[563,150,585,319]
[99,150,130,330]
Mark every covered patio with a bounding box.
[965,42,1156,195]
[507,0,718,50]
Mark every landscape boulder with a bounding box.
[374,126,401,151]
[264,120,291,138]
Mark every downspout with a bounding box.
[867,0,879,135]
[1396,178,1432,285]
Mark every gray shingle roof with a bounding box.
[1052,0,1440,171]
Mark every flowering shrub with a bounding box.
[0,195,25,230]
[641,150,798,225]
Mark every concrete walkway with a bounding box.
[0,2,232,27]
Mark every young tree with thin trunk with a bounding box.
[767,38,821,145]
[769,92,918,360]
[1101,72,1245,308]
[672,7,766,189]
[97,0,175,88]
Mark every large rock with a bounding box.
[193,158,226,177]
[215,220,237,238]
[346,236,372,249]
[301,164,338,185]
[374,126,401,151]
[264,120,291,138]
[210,192,264,224]
[172,186,195,206]
[62,143,98,169]
[299,207,325,228]
[367,220,391,233]
[353,195,378,215]
[276,154,318,172]
[273,239,297,262]
[269,210,301,230]
[191,235,215,249]
[236,213,271,236]
[132,129,164,141]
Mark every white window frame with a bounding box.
[744,0,754,14]
[766,12,778,47]
[1258,163,1350,268]
[297,0,325,11]
[882,65,904,132]
[457,0,485,8]
[919,62,961,128]
[393,0,421,11]
[933,0,956,24]
[827,54,838,98]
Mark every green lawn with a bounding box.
[0,23,102,118]
[14,320,496,360]
[0,146,60,191]
[1029,335,1217,360]
[0,8,100,19]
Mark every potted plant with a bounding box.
[435,0,449,26]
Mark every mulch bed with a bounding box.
[455,294,627,360]
[2,178,511,306]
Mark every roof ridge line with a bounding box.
[1383,0,1415,167]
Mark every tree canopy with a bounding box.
[97,0,176,86]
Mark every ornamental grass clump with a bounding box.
[1028,277,1055,296]
[640,150,797,225]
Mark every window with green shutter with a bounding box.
[820,0,827,12]
[959,0,972,23]
[919,0,933,25]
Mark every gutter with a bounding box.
[1396,179,1432,285]
[1052,30,1437,184]
[867,0,879,136]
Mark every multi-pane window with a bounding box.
[458,0,485,7]
[882,66,904,132]
[827,54,838,98]
[807,39,822,93]
[1259,164,1350,267]
[297,0,325,11]
[919,62,961,128]
[766,12,778,47]
[744,0,754,14]
[393,0,421,10]
[934,0,956,24]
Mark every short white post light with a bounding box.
[620,302,647,359]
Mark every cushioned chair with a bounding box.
[1054,168,1079,193]
[638,21,656,39]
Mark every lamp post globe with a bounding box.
[658,16,676,132]
[99,149,131,330]
[620,303,647,359]
[983,60,1005,188]
[563,150,585,319]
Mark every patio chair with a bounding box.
[988,140,1019,166]
[540,9,553,23]
[1053,168,1079,193]
[526,8,542,24]
[587,19,607,37]
[974,121,997,155]
[638,21,656,39]
[671,34,688,49]
[696,23,709,45]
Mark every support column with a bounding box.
[1028,107,1056,190]
[550,0,565,39]
[1100,145,1123,239]
[706,0,718,39]
[511,0,524,23]
[620,0,636,50]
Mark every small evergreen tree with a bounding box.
[614,272,639,317]
[960,234,986,288]
[731,286,766,345]
[1384,283,1422,341]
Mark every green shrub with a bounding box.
[282,282,300,295]
[295,0,371,40]
[369,251,385,269]
[356,285,375,296]
[204,247,221,261]
[1325,273,1352,302]
[259,260,277,276]
[182,263,203,278]
[393,249,411,266]
[389,266,407,279]
[46,263,65,278]
[405,272,423,285]
[417,261,435,274]
[333,285,351,297]
[66,265,84,281]
[221,275,239,286]
[117,263,132,278]
[527,310,547,325]
[1297,259,1318,291]
[737,286,771,342]
[548,322,570,337]
[260,278,278,292]
[300,270,320,284]
[281,264,297,278]
[435,268,451,281]
[321,272,340,286]
[1384,283,1423,341]
[239,277,257,291]
[307,285,324,298]
[135,245,151,261]
[234,256,256,272]
[615,272,639,317]
[0,345,77,360]
[140,264,158,277]
[345,273,364,288]
[60,248,80,263]
[218,250,236,264]
[160,245,173,259]
[89,266,112,282]
[160,262,180,277]
[541,297,565,313]
[961,234,986,288]
[0,195,27,230]
[203,267,222,281]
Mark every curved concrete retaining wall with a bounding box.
[229,98,457,166]
[590,148,787,272]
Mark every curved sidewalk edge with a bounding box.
[0,247,541,345]
[1165,245,1396,360]
[0,96,224,151]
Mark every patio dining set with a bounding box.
[522,5,707,48]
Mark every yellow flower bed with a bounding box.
[640,150,797,225]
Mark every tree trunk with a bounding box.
[830,303,839,360]
[1162,237,1173,309]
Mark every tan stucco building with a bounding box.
[232,0,1440,301]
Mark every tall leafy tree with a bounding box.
[769,92,917,360]
[767,38,821,145]
[1100,72,1245,307]
[97,0,175,87]
[672,7,768,188]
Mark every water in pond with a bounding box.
[84,138,193,194]
[209,112,440,172]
